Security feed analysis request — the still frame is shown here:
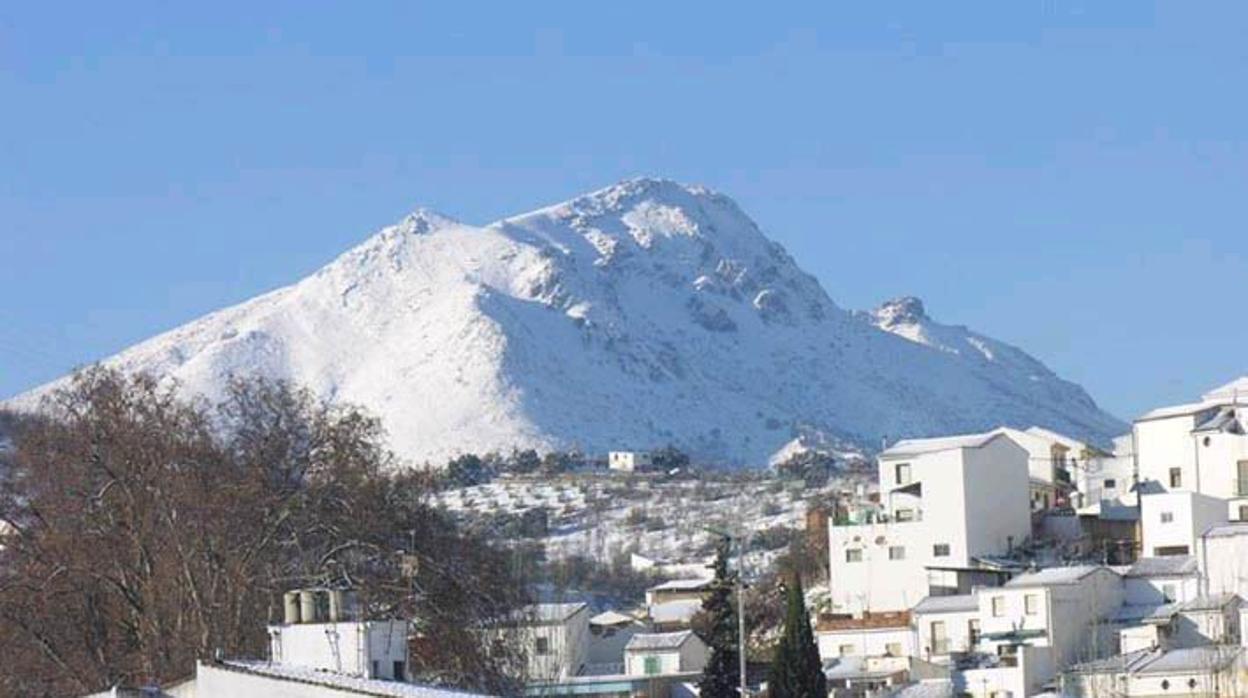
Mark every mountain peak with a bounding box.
[398,208,460,235]
[873,296,929,327]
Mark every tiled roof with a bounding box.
[1125,556,1197,578]
[817,611,911,632]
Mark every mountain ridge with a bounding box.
[6,177,1126,465]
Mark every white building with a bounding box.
[1070,432,1137,511]
[1175,593,1243,648]
[1133,377,1248,522]
[1140,490,1227,558]
[513,602,591,681]
[912,594,981,662]
[1199,522,1248,600]
[1122,555,1201,606]
[270,589,409,681]
[815,611,917,660]
[608,451,652,473]
[623,630,708,677]
[1065,645,1248,698]
[828,432,1032,614]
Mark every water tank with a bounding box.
[283,591,302,624]
[299,589,320,623]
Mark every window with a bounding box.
[968,619,981,646]
[933,543,951,557]
[1239,504,1248,523]
[1024,594,1039,615]
[889,545,906,560]
[895,463,912,485]
[991,596,1005,617]
[1169,467,1182,488]
[1103,478,1116,489]
[1162,584,1177,603]
[1154,545,1190,556]
[846,549,863,563]
[1238,460,1248,497]
[1161,679,1170,690]
[643,656,661,675]
[885,642,902,657]
[895,508,916,522]
[371,661,380,679]
[839,644,856,657]
[535,637,551,655]
[1160,511,1174,523]
[392,661,405,680]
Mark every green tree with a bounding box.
[698,537,740,698]
[767,574,827,698]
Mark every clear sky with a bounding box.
[2,2,1246,418]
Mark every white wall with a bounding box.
[913,608,978,660]
[523,607,591,681]
[1201,532,1248,600]
[816,626,917,659]
[269,621,407,679]
[1124,575,1200,606]
[1140,491,1227,557]
[624,638,708,676]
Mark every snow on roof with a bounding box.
[1203,522,1248,539]
[648,578,712,592]
[648,599,702,624]
[880,432,997,458]
[217,660,494,697]
[517,602,588,624]
[625,630,696,651]
[590,610,636,626]
[1125,556,1197,578]
[1202,376,1248,402]
[1136,646,1243,674]
[912,594,978,614]
[1136,399,1240,423]
[1110,603,1180,624]
[1023,426,1086,450]
[1067,648,1158,674]
[1180,592,1241,613]
[1004,565,1111,588]
[886,680,954,698]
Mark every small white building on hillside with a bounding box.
[828,431,1032,614]
[1122,555,1201,606]
[623,630,708,677]
[270,588,409,681]
[815,611,917,660]
[608,451,652,473]
[513,602,591,681]
[912,594,981,662]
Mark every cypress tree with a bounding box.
[768,574,827,698]
[698,537,740,698]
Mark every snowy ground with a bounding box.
[431,470,866,582]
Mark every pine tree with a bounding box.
[767,574,827,698]
[698,537,740,698]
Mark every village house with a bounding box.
[828,431,1032,614]
[1139,489,1227,558]
[1199,522,1248,600]
[912,594,981,662]
[814,610,916,660]
[513,602,592,681]
[1065,645,1248,698]
[1133,376,1248,522]
[608,450,653,473]
[623,630,708,677]
[1122,555,1201,607]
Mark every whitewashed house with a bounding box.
[1174,593,1243,648]
[1199,522,1248,600]
[514,602,591,681]
[1065,645,1248,698]
[912,594,981,662]
[1069,432,1137,510]
[608,451,652,473]
[623,630,708,677]
[1133,377,1248,522]
[828,432,1032,614]
[1140,490,1227,558]
[1123,556,1201,606]
[815,611,917,660]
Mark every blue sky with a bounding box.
[2,2,1245,418]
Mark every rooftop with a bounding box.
[589,610,637,626]
[1204,522,1248,539]
[1004,565,1110,588]
[912,594,978,615]
[516,602,588,624]
[214,660,493,697]
[1124,555,1197,578]
[817,610,911,632]
[880,432,997,458]
[1181,592,1241,613]
[1109,603,1180,625]
[648,578,713,592]
[648,599,702,624]
[1136,645,1243,674]
[625,630,696,651]
[1067,648,1159,675]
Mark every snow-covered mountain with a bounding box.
[7,178,1125,466]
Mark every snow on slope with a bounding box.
[6,178,1125,466]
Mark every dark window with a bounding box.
[933,544,951,557]
[1154,545,1190,556]
[1103,478,1116,489]
[535,636,551,655]
[846,549,863,563]
[393,661,405,680]
[1169,467,1182,488]
[371,660,380,678]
